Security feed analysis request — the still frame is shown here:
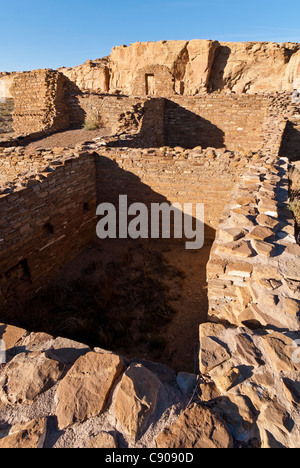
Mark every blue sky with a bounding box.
[1,0,299,72]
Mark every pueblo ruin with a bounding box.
[0,39,299,448]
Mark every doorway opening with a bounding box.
[145,74,155,95]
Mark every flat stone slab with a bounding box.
[56,351,124,429]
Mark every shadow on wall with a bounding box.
[111,98,225,149]
[64,77,87,129]
[279,120,300,162]
[163,99,225,149]
[94,154,216,240]
[1,154,216,372]
[93,154,216,370]
[207,46,232,92]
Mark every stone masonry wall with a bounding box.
[0,141,248,304]
[0,149,97,304]
[70,93,147,134]
[93,145,248,239]
[75,94,273,152]
[10,70,70,136]
[164,94,270,151]
[206,156,298,329]
[197,101,300,447]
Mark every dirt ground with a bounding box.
[24,127,112,150]
[53,238,211,373]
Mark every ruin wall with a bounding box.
[69,93,147,133]
[164,94,270,151]
[0,150,97,304]
[0,143,248,304]
[94,147,247,238]
[10,70,70,136]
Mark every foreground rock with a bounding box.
[114,364,163,442]
[0,418,47,449]
[56,351,124,429]
[156,404,233,449]
[0,319,299,448]
[0,352,65,405]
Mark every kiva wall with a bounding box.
[94,147,248,239]
[0,152,97,304]
[0,144,248,304]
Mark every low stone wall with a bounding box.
[70,93,148,134]
[2,76,296,157]
[206,155,299,329]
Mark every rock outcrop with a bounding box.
[2,41,299,100]
[57,40,300,96]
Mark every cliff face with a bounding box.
[1,40,299,99]
[57,40,300,96]
[58,59,110,93]
[210,41,300,93]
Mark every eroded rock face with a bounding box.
[0,418,47,449]
[59,59,110,92]
[87,432,118,449]
[58,40,300,95]
[210,42,300,93]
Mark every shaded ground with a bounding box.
[4,238,211,373]
[25,127,112,150]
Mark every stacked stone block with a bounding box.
[10,69,70,136]
[0,149,97,303]
[164,94,270,151]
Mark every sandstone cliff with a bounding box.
[57,40,300,96]
[1,40,299,100]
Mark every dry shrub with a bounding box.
[83,109,103,131]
